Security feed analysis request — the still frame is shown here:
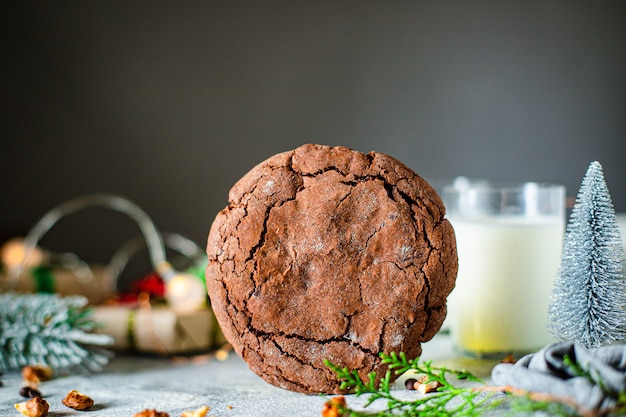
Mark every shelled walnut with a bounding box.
[62,390,94,410]
[14,396,49,417]
[21,365,53,387]
[181,405,210,417]
[132,409,170,417]
[415,376,443,394]
[321,396,347,417]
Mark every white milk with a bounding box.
[447,216,564,356]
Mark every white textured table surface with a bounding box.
[0,334,498,417]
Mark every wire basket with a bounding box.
[1,193,204,305]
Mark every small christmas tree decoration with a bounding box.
[0,292,113,373]
[547,161,626,349]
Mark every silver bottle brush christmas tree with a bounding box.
[547,161,626,349]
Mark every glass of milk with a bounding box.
[442,177,566,358]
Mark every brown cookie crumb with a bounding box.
[206,144,458,394]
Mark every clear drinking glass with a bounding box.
[442,177,566,358]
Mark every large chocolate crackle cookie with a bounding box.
[206,144,457,394]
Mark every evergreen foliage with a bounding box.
[0,292,113,373]
[547,161,626,348]
[325,352,590,417]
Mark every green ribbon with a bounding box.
[31,266,55,293]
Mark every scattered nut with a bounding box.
[133,409,170,417]
[21,365,53,387]
[62,389,94,410]
[404,377,418,390]
[417,380,442,394]
[415,375,443,394]
[321,395,347,417]
[19,386,42,398]
[14,401,28,416]
[500,354,517,364]
[215,344,233,361]
[15,396,49,417]
[26,396,49,417]
[181,405,210,417]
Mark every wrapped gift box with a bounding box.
[92,305,224,355]
[4,265,116,305]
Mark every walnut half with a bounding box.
[321,396,347,417]
[415,376,444,394]
[181,405,210,417]
[62,390,94,410]
[133,409,170,417]
[22,365,53,387]
[14,396,49,417]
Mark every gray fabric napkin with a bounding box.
[491,342,626,413]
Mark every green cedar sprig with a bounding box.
[324,352,590,417]
[324,352,498,417]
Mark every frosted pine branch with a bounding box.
[0,292,113,373]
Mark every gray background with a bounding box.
[2,1,625,283]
